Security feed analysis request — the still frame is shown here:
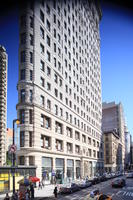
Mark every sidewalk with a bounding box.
[0,185,55,200]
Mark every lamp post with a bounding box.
[12,119,20,194]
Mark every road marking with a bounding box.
[116,190,133,197]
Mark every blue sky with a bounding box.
[0,3,133,136]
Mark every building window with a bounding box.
[66,127,72,138]
[29,109,33,124]
[82,135,86,143]
[30,52,33,63]
[54,43,56,53]
[46,51,51,62]
[30,70,33,81]
[20,89,25,102]
[46,19,51,32]
[20,51,25,63]
[29,90,32,103]
[47,99,51,110]
[46,4,50,15]
[47,66,51,76]
[40,26,44,39]
[55,105,58,115]
[40,43,44,54]
[40,60,45,71]
[30,34,33,45]
[67,143,73,153]
[20,69,25,80]
[75,145,80,154]
[30,16,33,28]
[47,82,51,91]
[40,95,44,106]
[41,115,51,129]
[54,88,58,97]
[40,77,45,87]
[47,35,50,46]
[41,135,51,149]
[20,33,26,44]
[40,9,44,22]
[56,139,63,151]
[75,131,80,140]
[29,131,32,147]
[19,156,25,165]
[88,137,91,145]
[20,131,25,147]
[55,121,63,134]
[20,109,25,124]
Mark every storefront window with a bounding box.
[42,157,52,184]
[56,158,64,184]
[67,159,74,180]
[76,160,81,179]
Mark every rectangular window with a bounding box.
[46,19,51,32]
[29,131,32,147]
[47,51,51,62]
[30,34,33,45]
[20,131,25,147]
[20,15,26,27]
[46,4,50,15]
[47,66,51,76]
[47,82,51,91]
[20,89,25,102]
[40,10,44,22]
[29,109,33,124]
[21,33,26,44]
[46,35,50,46]
[21,51,25,63]
[40,77,45,87]
[30,16,33,28]
[30,52,33,63]
[40,60,45,71]
[30,70,32,81]
[40,95,44,106]
[29,90,32,103]
[41,114,44,127]
[20,69,25,80]
[40,43,44,54]
[20,109,25,124]
[40,26,44,39]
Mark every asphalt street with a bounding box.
[56,176,133,200]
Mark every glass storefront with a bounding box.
[42,157,52,184]
[67,159,74,181]
[55,158,64,184]
[76,160,81,179]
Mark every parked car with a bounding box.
[126,172,133,178]
[89,176,100,184]
[97,194,112,200]
[112,178,126,188]
[60,183,80,194]
[78,180,92,188]
[99,175,107,182]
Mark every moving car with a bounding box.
[60,183,80,194]
[112,178,126,188]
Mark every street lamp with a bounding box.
[12,119,20,194]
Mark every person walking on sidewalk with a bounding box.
[53,186,58,199]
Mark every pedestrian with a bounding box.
[25,189,30,200]
[38,181,42,190]
[42,180,44,188]
[53,186,58,198]
[30,184,34,199]
[4,193,10,200]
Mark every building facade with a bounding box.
[17,0,103,182]
[102,102,125,171]
[103,131,122,172]
[0,46,7,166]
[124,125,131,169]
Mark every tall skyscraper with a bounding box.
[0,45,7,166]
[17,0,103,182]
[102,102,126,171]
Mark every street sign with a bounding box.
[9,144,17,153]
